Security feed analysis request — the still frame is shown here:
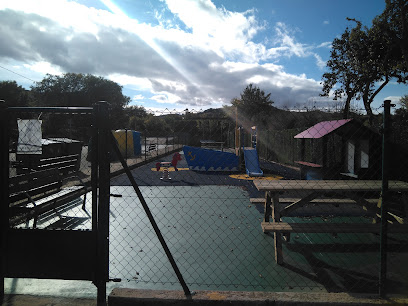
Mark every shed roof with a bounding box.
[294,119,352,139]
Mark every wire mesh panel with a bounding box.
[7,108,94,231]
[6,104,408,296]
[106,106,408,295]
[4,107,98,283]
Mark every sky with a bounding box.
[0,0,406,114]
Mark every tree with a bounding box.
[321,27,359,119]
[231,84,274,128]
[374,0,408,72]
[396,94,408,114]
[321,17,405,124]
[144,115,170,136]
[125,105,148,130]
[31,73,130,130]
[0,80,32,107]
[350,19,393,123]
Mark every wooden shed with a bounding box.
[294,119,382,180]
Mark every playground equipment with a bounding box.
[183,146,239,171]
[183,125,263,176]
[112,129,141,158]
[155,152,183,180]
[159,162,172,180]
[243,148,263,177]
[237,126,263,177]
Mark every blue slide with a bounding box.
[243,148,263,177]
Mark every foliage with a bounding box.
[321,27,359,119]
[373,0,408,73]
[125,105,148,131]
[31,73,130,107]
[322,2,408,125]
[231,84,274,129]
[30,73,130,130]
[393,95,408,149]
[350,19,395,123]
[399,94,408,109]
[0,80,32,107]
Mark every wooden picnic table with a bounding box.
[253,179,408,264]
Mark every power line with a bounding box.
[0,64,37,83]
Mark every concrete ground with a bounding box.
[4,148,408,305]
[3,290,408,306]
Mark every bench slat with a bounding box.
[250,198,378,204]
[261,222,408,233]
[10,182,62,206]
[9,169,61,194]
[14,154,80,174]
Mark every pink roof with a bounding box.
[294,119,353,139]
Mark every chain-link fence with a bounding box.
[4,102,408,298]
[7,108,93,231]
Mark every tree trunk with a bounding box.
[363,97,374,125]
[343,95,352,119]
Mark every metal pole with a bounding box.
[96,102,110,306]
[0,101,9,302]
[379,100,392,297]
[144,134,147,161]
[91,106,99,233]
[125,128,128,162]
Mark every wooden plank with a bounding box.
[261,222,408,233]
[250,197,378,204]
[280,192,319,217]
[271,193,283,265]
[39,154,79,164]
[9,169,60,193]
[295,161,322,168]
[10,182,61,205]
[10,186,87,227]
[254,180,408,192]
[38,155,79,173]
[264,192,272,223]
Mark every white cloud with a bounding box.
[384,96,401,104]
[317,41,332,49]
[150,92,181,104]
[314,54,326,70]
[323,20,329,25]
[133,94,145,100]
[0,0,329,110]
[107,74,152,90]
[23,61,63,75]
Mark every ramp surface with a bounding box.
[243,148,263,177]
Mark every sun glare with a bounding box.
[100,0,210,107]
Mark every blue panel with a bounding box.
[243,148,263,177]
[183,146,239,171]
[132,131,141,155]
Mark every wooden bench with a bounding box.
[253,179,408,264]
[261,222,408,234]
[250,197,378,205]
[14,154,81,175]
[262,221,408,261]
[9,168,87,228]
[148,144,157,152]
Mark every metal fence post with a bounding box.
[379,99,393,297]
[0,101,9,302]
[95,101,110,305]
[125,128,128,162]
[144,134,147,161]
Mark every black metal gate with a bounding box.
[0,102,111,305]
